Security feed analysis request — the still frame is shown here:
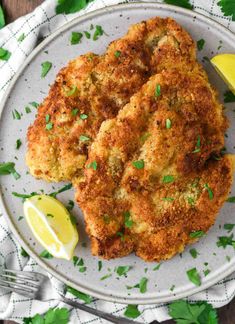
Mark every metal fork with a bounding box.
[0,269,143,324]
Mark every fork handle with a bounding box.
[61,296,144,324]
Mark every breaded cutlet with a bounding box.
[75,68,234,262]
[26,17,196,182]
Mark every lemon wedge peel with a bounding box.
[23,195,78,260]
[210,54,235,95]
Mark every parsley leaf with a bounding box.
[155,84,161,97]
[192,135,201,153]
[44,308,69,324]
[187,267,201,286]
[204,183,213,200]
[227,196,235,202]
[41,61,52,78]
[132,159,144,169]
[169,300,218,324]
[115,50,121,58]
[65,85,78,97]
[98,260,102,271]
[87,161,97,170]
[197,39,205,51]
[70,32,83,45]
[66,200,74,211]
[40,250,53,259]
[153,264,161,271]
[189,230,205,238]
[0,5,5,29]
[12,109,21,120]
[124,211,133,228]
[72,108,79,116]
[166,118,172,129]
[124,305,141,319]
[0,47,11,61]
[224,90,235,103]
[218,0,235,21]
[84,31,91,39]
[189,248,199,259]
[162,175,174,183]
[0,162,20,180]
[21,247,29,258]
[79,134,90,142]
[163,0,193,9]
[66,286,92,303]
[224,223,235,233]
[216,234,235,248]
[116,266,131,276]
[18,33,25,42]
[93,25,104,41]
[56,0,94,14]
[80,113,88,120]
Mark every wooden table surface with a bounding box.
[1,1,235,323]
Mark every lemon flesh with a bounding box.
[211,54,235,94]
[23,195,78,260]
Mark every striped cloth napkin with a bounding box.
[0,0,234,323]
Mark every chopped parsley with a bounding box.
[18,216,24,221]
[162,197,174,202]
[20,247,29,258]
[80,113,88,120]
[162,175,174,183]
[12,109,21,120]
[197,39,205,51]
[40,250,53,259]
[169,300,218,324]
[153,264,161,271]
[66,200,74,211]
[189,230,205,238]
[70,32,83,45]
[49,183,72,198]
[192,135,201,153]
[114,50,121,58]
[186,267,201,286]
[41,61,52,78]
[204,183,213,200]
[0,162,20,180]
[45,114,50,123]
[227,196,235,203]
[124,305,141,319]
[46,213,54,218]
[79,134,90,142]
[116,266,131,276]
[117,231,125,241]
[224,90,235,103]
[46,122,53,130]
[93,25,104,41]
[72,108,79,116]
[73,256,84,267]
[25,106,31,114]
[140,132,151,142]
[166,118,171,129]
[86,160,97,170]
[155,84,161,97]
[56,0,94,14]
[216,234,235,248]
[204,269,211,276]
[224,223,235,233]
[100,274,112,281]
[132,159,144,169]
[12,191,38,200]
[65,85,78,97]
[124,211,133,228]
[98,260,102,271]
[0,47,11,61]
[84,31,91,39]
[17,33,25,42]
[139,277,148,293]
[187,197,195,206]
[16,139,22,150]
[189,248,199,259]
[66,286,92,304]
[29,101,39,108]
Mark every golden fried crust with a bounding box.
[26,17,196,182]
[75,69,233,262]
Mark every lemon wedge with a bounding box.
[211,54,235,94]
[23,195,78,260]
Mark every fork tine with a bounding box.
[0,273,40,287]
[0,282,36,297]
[0,278,38,293]
[2,269,45,281]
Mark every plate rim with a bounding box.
[0,1,235,305]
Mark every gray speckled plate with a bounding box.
[0,2,235,305]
